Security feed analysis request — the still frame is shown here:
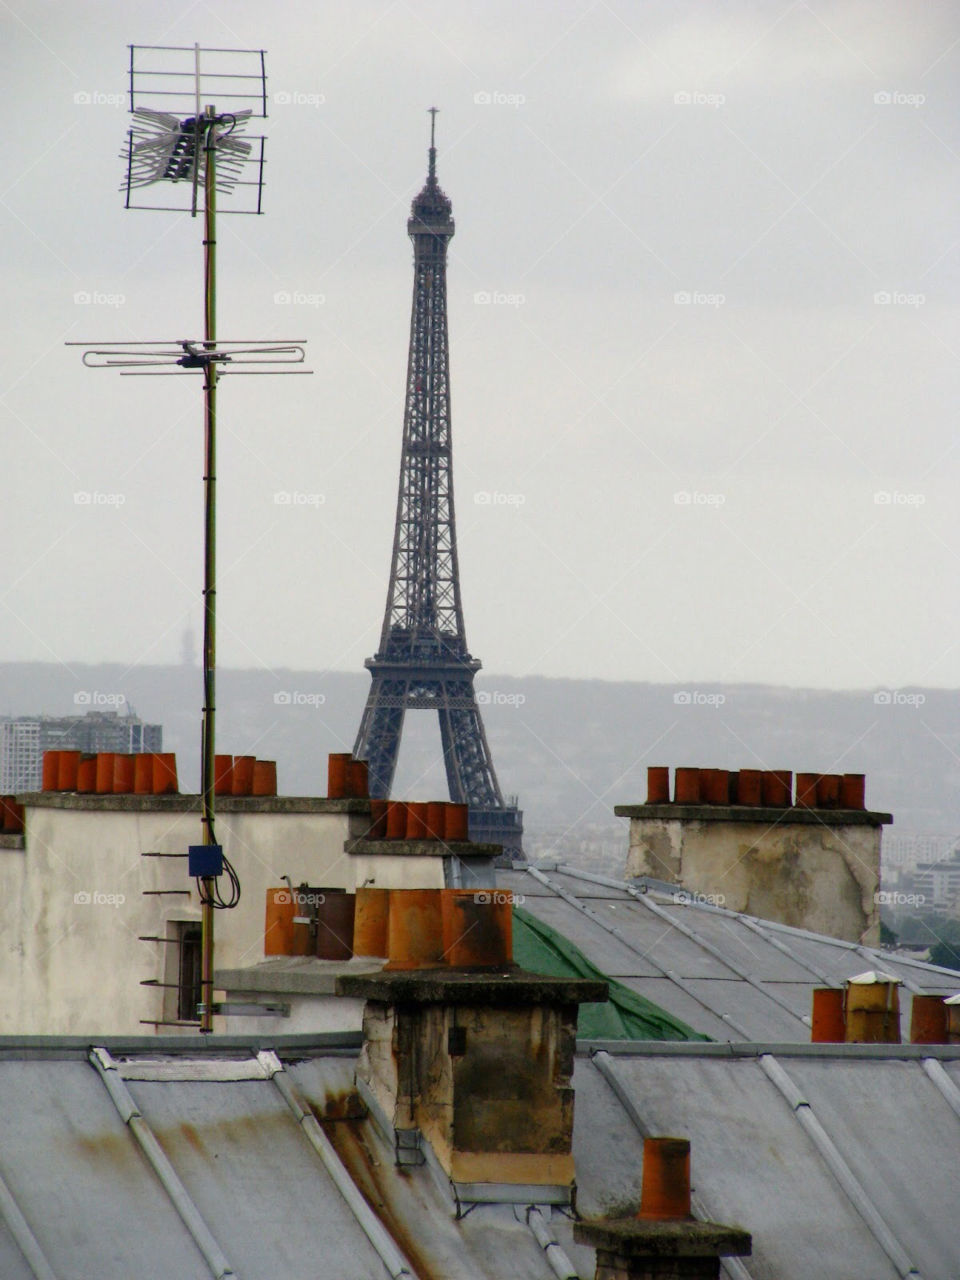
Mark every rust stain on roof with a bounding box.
[309,1099,442,1280]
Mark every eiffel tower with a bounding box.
[353,112,523,859]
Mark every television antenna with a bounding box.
[69,44,311,1033]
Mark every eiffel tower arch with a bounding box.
[353,114,523,859]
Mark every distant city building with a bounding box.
[913,856,960,914]
[883,831,958,871]
[0,711,162,792]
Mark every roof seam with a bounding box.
[0,1167,58,1280]
[525,1205,579,1280]
[267,1058,418,1279]
[589,1051,755,1280]
[920,1057,960,1122]
[625,889,810,1029]
[88,1046,236,1279]
[759,1054,920,1279]
[523,866,752,1039]
[552,865,954,995]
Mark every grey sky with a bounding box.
[2,1,958,689]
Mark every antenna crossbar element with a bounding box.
[124,107,263,214]
[124,43,268,214]
[69,339,308,370]
[128,44,268,118]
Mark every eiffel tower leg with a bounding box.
[354,677,407,798]
[437,684,502,808]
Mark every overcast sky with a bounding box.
[2,1,959,691]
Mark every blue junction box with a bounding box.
[188,845,224,878]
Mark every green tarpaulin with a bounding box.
[512,906,711,1042]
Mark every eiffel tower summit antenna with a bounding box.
[353,111,523,860]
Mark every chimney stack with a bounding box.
[575,1136,751,1279]
[617,766,889,944]
[337,888,605,1201]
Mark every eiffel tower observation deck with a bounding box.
[353,112,523,860]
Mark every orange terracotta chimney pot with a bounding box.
[383,888,445,970]
[816,774,841,809]
[738,768,763,806]
[57,750,81,792]
[0,797,24,834]
[440,889,513,968]
[638,1137,692,1221]
[252,759,277,796]
[112,754,135,794]
[41,751,61,792]
[405,801,429,841]
[647,766,670,804]
[426,801,446,840]
[840,773,866,809]
[353,886,390,957]
[699,768,729,805]
[444,803,469,842]
[231,755,255,797]
[795,772,819,809]
[811,987,845,1042]
[95,753,115,794]
[327,753,351,799]
[910,993,948,1045]
[152,753,178,795]
[762,769,792,806]
[76,755,97,794]
[347,758,369,799]
[674,767,700,804]
[385,801,408,840]
[367,798,389,840]
[134,753,154,795]
[214,754,234,796]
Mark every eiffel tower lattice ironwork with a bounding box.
[353,113,523,858]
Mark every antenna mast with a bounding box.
[69,44,310,1033]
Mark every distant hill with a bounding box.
[1,663,957,840]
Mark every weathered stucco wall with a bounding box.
[0,800,366,1035]
[625,813,883,944]
[355,998,579,1187]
